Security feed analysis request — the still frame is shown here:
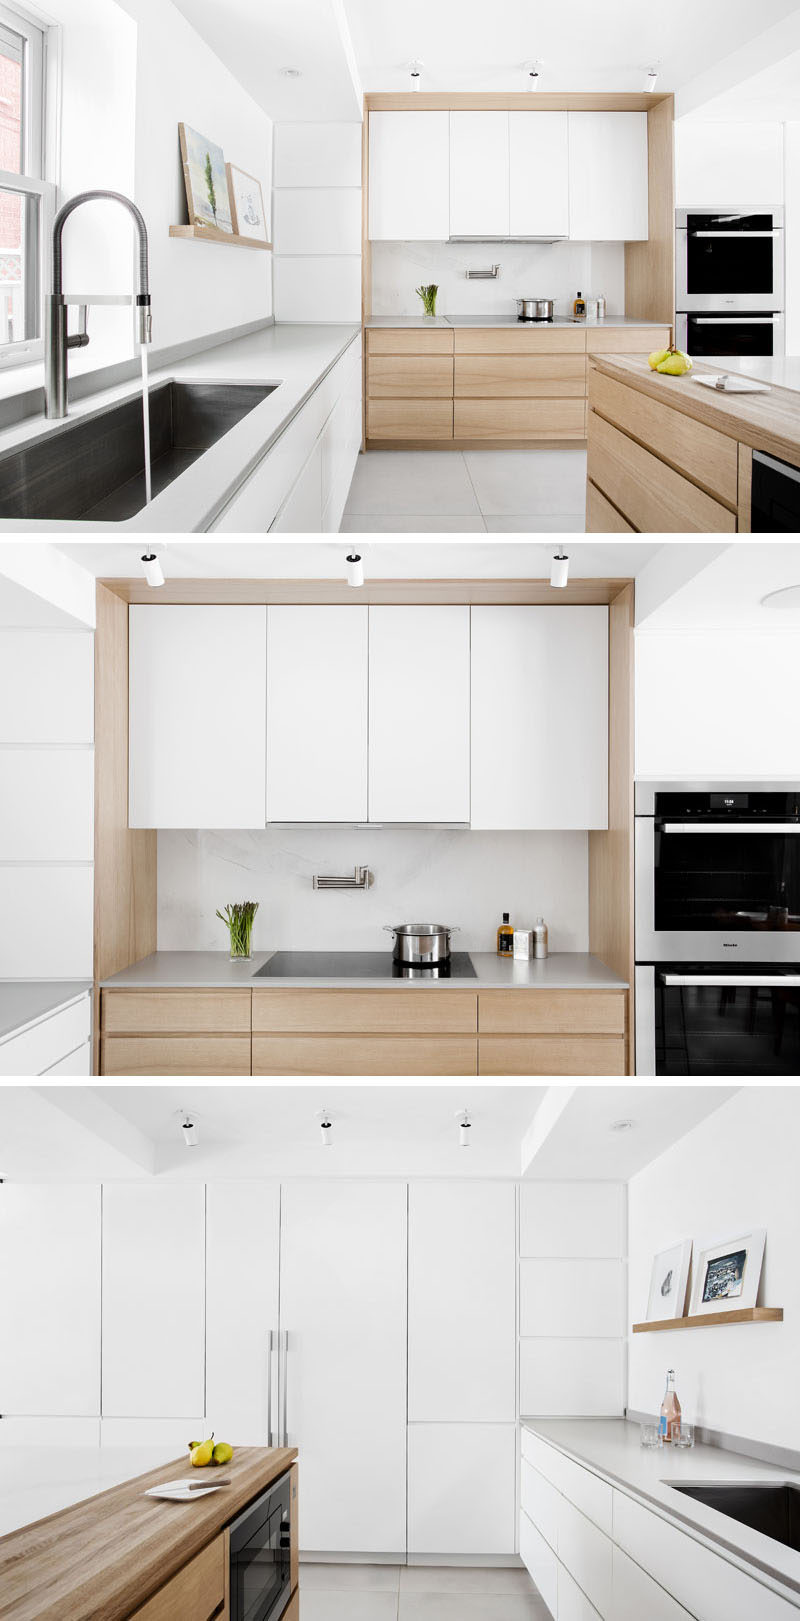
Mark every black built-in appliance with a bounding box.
[229,1471,293,1621]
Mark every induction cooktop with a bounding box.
[253,951,478,979]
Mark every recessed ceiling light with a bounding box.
[761,584,800,611]
[279,67,302,78]
[610,1118,636,1133]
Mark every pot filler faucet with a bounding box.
[45,190,152,419]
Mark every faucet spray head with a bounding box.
[137,294,152,346]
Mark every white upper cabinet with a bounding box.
[369,111,450,240]
[0,1184,101,1416]
[205,1181,281,1446]
[267,606,368,822]
[129,606,267,829]
[369,606,470,823]
[509,112,570,238]
[568,112,648,240]
[450,111,510,237]
[471,606,609,830]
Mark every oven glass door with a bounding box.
[654,968,800,1076]
[232,1507,290,1621]
[654,824,800,937]
[684,215,777,298]
[683,314,779,357]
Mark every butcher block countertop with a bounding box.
[0,1444,296,1621]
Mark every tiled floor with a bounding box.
[340,449,587,533]
[299,1563,548,1620]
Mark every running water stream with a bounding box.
[141,347,153,505]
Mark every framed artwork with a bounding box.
[179,123,233,234]
[646,1239,692,1321]
[689,1229,766,1316]
[226,163,269,243]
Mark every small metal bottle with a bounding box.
[533,916,549,959]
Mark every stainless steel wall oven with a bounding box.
[675,206,784,358]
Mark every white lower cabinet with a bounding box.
[611,1543,695,1621]
[0,993,92,1077]
[205,1181,280,1445]
[270,436,323,531]
[0,1184,101,1417]
[558,1496,613,1617]
[559,1564,602,1620]
[520,1509,558,1617]
[408,1423,516,1555]
[520,1458,560,1552]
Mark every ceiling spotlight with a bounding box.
[525,61,542,90]
[643,67,659,92]
[179,1110,199,1148]
[409,60,423,91]
[610,1118,636,1133]
[140,552,164,589]
[318,1110,333,1148]
[550,552,569,589]
[346,552,364,589]
[455,1108,472,1148]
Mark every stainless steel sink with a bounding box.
[674,1483,800,1551]
[0,380,277,522]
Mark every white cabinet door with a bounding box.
[129,606,267,828]
[280,1181,407,1554]
[408,1423,516,1554]
[0,1184,101,1415]
[509,112,570,238]
[450,112,510,237]
[205,1182,280,1446]
[267,606,368,822]
[102,1184,205,1419]
[408,1181,516,1422]
[369,111,450,240]
[369,606,470,822]
[471,606,608,829]
[568,113,648,240]
[520,1510,558,1617]
[612,1544,696,1621]
[270,436,324,533]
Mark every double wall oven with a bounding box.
[675,206,785,357]
[635,784,800,1075]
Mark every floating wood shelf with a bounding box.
[170,224,272,251]
[633,1307,783,1334]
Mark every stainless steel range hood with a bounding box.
[448,235,568,245]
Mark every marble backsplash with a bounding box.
[369,239,626,319]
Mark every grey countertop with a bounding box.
[712,355,800,396]
[0,981,92,1045]
[100,950,626,991]
[523,1418,800,1603]
[366,314,667,330]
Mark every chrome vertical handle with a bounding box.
[267,1329,274,1447]
[281,1330,289,1447]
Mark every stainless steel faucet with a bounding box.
[45,190,152,419]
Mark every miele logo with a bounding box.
[723,942,739,948]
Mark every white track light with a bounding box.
[409,60,422,91]
[319,1111,333,1147]
[346,552,364,589]
[140,552,164,588]
[550,552,569,589]
[644,67,659,92]
[525,61,541,90]
[179,1111,198,1148]
[456,1109,472,1148]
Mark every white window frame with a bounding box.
[0,0,56,369]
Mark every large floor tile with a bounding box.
[299,1590,399,1621]
[401,1567,537,1595]
[344,452,481,516]
[301,1564,401,1591]
[398,1593,547,1621]
[484,514,586,533]
[464,449,587,515]
[340,514,487,533]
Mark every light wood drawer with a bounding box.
[253,988,477,1034]
[367,327,454,355]
[130,1533,226,1621]
[520,1459,560,1551]
[613,1544,695,1621]
[590,368,739,505]
[558,1496,613,1617]
[454,398,586,440]
[613,1491,797,1621]
[253,1034,477,1075]
[368,354,454,397]
[587,412,737,533]
[479,990,626,1036]
[454,328,586,355]
[586,480,635,533]
[101,989,251,1035]
[586,325,670,354]
[100,1035,251,1076]
[368,398,453,439]
[479,1036,626,1076]
[455,354,587,398]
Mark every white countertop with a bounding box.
[365,314,666,330]
[523,1418,800,1603]
[0,1445,180,1538]
[100,950,626,990]
[0,322,359,534]
[0,981,92,1045]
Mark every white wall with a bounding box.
[786,123,800,354]
[370,241,625,320]
[674,120,785,205]
[273,123,362,322]
[628,1088,800,1452]
[157,827,589,954]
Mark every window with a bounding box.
[0,1,51,366]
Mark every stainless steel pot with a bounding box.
[383,922,459,965]
[516,297,555,321]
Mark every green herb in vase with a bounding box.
[416,283,439,318]
[216,901,259,961]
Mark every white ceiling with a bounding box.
[171,0,362,123]
[635,542,800,630]
[523,1085,737,1181]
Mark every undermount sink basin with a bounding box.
[674,1483,800,1551]
[0,380,277,522]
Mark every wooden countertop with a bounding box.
[591,352,800,470]
[0,1445,296,1621]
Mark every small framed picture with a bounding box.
[689,1229,766,1317]
[226,163,269,243]
[646,1239,692,1321]
[179,123,233,234]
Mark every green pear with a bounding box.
[648,347,671,370]
[212,1441,234,1466]
[655,346,692,376]
[191,1434,215,1468]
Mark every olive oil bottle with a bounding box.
[497,913,514,956]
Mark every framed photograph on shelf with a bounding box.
[179,123,233,234]
[646,1239,692,1321]
[226,163,269,243]
[689,1229,766,1316]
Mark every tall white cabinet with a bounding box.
[205,1181,281,1445]
[0,1184,101,1419]
[369,606,470,823]
[266,606,368,822]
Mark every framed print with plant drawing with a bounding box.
[226,163,269,243]
[689,1229,766,1316]
[647,1238,692,1321]
[179,123,233,234]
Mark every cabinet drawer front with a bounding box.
[454,328,586,355]
[455,354,587,398]
[558,1563,601,1620]
[586,326,671,355]
[253,1034,477,1075]
[455,398,586,440]
[368,398,454,440]
[587,413,737,534]
[479,1036,626,1076]
[520,1510,558,1618]
[521,1429,561,1481]
[368,354,454,398]
[130,1533,226,1621]
[613,1544,695,1621]
[101,1036,251,1076]
[589,368,738,506]
[367,328,454,355]
[480,990,625,1036]
[253,988,477,1034]
[521,1458,560,1551]
[586,480,635,533]
[101,989,251,1035]
[558,1496,613,1617]
[0,994,91,1078]
[521,1433,613,1537]
[613,1491,797,1621]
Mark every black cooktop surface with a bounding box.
[253,951,478,979]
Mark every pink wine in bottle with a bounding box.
[660,1368,681,1443]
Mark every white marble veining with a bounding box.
[365,315,667,331]
[369,240,624,321]
[0,981,92,1046]
[101,950,625,991]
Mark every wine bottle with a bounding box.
[659,1368,681,1444]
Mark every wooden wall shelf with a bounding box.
[170,224,272,251]
[633,1308,783,1334]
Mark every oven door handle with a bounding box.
[659,822,800,833]
[690,230,778,238]
[690,317,779,326]
[661,974,800,987]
